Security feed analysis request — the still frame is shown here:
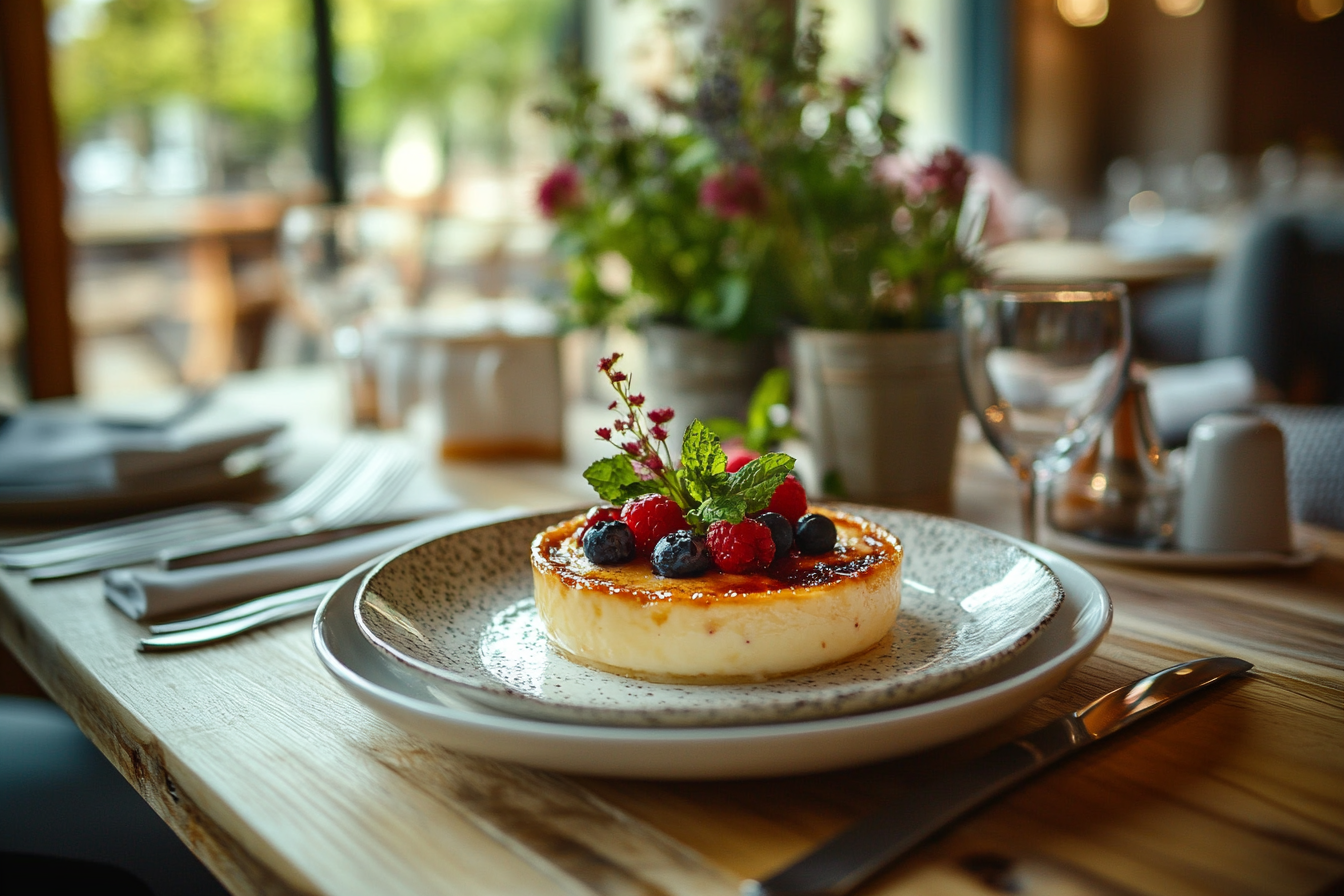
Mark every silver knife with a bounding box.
[744,656,1253,896]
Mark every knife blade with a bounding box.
[744,656,1253,896]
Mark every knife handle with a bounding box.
[746,718,1088,896]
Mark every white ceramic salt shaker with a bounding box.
[1178,412,1292,553]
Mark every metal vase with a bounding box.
[641,324,774,441]
[791,328,963,512]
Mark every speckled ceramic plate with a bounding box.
[352,506,1066,727]
[318,532,1109,778]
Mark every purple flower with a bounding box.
[538,165,582,218]
[699,165,767,220]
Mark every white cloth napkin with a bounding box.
[1145,357,1257,445]
[0,408,282,496]
[104,507,526,621]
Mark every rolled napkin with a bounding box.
[1145,357,1257,446]
[104,507,524,621]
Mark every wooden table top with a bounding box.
[984,240,1219,286]
[2,370,1342,896]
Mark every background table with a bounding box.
[2,369,1342,896]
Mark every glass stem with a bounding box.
[1018,467,1039,543]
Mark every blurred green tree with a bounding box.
[50,0,564,166]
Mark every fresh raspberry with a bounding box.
[765,475,807,524]
[621,495,688,554]
[574,505,621,543]
[707,519,776,573]
[724,446,759,473]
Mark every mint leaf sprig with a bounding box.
[584,354,795,535]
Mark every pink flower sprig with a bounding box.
[593,353,693,508]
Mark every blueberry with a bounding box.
[755,512,793,559]
[651,530,713,578]
[795,513,837,555]
[583,520,637,565]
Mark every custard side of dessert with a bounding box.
[531,508,902,681]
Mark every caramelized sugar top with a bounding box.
[531,508,902,606]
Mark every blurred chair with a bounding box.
[1202,208,1344,403]
[1134,208,1344,406]
[1258,405,1344,531]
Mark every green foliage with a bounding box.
[678,420,729,502]
[537,61,776,339]
[707,367,798,453]
[50,0,563,159]
[582,455,661,505]
[540,2,983,335]
[727,453,794,512]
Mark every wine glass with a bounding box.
[958,283,1132,542]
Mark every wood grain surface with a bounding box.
[2,373,1342,896]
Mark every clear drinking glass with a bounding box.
[281,204,420,426]
[958,284,1132,541]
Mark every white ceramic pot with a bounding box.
[792,328,963,512]
[641,324,774,438]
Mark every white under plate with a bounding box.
[1043,527,1321,571]
[313,523,1111,779]
[353,508,1066,727]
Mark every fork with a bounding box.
[1,438,386,577]
[155,443,421,569]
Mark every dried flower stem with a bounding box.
[595,354,694,509]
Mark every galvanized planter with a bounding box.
[642,324,774,440]
[792,328,963,513]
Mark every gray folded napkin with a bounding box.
[0,407,283,496]
[104,507,523,621]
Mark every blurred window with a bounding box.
[48,0,313,397]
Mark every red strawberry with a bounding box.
[765,475,807,524]
[706,518,776,573]
[724,446,759,473]
[621,495,688,554]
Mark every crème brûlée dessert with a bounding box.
[530,508,902,682]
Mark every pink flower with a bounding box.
[596,427,611,440]
[648,407,675,425]
[918,147,970,209]
[874,147,970,209]
[699,165,767,220]
[610,371,627,382]
[537,165,582,218]
[597,353,621,372]
[650,425,668,441]
[621,441,641,455]
[629,393,645,407]
[642,455,665,473]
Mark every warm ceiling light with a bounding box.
[1156,0,1204,16]
[1058,0,1108,27]
[1298,0,1343,21]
